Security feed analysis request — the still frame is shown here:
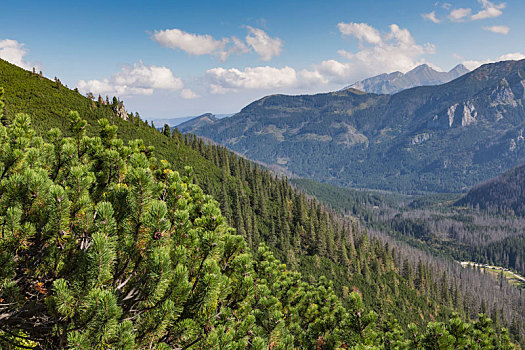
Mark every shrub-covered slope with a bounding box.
[0,111,517,349]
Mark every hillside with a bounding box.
[345,63,469,94]
[457,163,525,216]
[180,59,525,193]
[176,112,218,131]
[1,58,524,347]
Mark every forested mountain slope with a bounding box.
[293,177,525,276]
[0,58,523,347]
[457,163,525,217]
[180,59,525,193]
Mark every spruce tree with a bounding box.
[0,87,7,126]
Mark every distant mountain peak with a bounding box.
[345,63,470,95]
[177,113,218,133]
[409,63,432,72]
[449,64,469,75]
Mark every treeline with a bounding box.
[471,235,525,277]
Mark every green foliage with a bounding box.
[292,176,525,345]
[0,112,515,349]
[0,58,520,348]
[0,113,253,348]
[457,163,525,217]
[0,86,6,126]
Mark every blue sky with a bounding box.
[1,0,524,119]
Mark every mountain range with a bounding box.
[344,63,470,94]
[151,113,234,127]
[179,59,525,193]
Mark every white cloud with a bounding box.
[209,84,232,95]
[449,8,472,21]
[224,36,251,59]
[78,61,183,97]
[314,60,353,83]
[471,0,505,20]
[499,53,525,61]
[331,24,434,81]
[297,69,327,86]
[206,66,297,93]
[460,52,525,70]
[337,22,382,44]
[0,39,35,70]
[447,0,505,22]
[245,26,283,61]
[484,25,510,34]
[180,88,199,99]
[151,27,282,61]
[151,29,227,56]
[422,11,441,23]
[205,23,437,93]
[203,22,438,94]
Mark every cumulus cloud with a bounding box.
[297,69,327,86]
[329,23,435,82]
[447,0,505,22]
[484,25,510,34]
[422,11,441,23]
[78,61,183,96]
[151,27,282,61]
[206,66,297,93]
[499,53,525,61]
[180,88,199,99]
[471,0,505,20]
[151,29,227,56]
[460,52,525,70]
[0,39,35,70]
[448,8,472,21]
[337,22,382,44]
[245,26,283,61]
[314,60,353,83]
[205,23,437,93]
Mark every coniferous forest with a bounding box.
[0,58,524,349]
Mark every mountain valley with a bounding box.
[0,57,524,347]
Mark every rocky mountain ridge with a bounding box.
[345,63,470,94]
[180,59,525,193]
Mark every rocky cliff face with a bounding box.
[428,101,478,129]
[490,78,518,107]
[115,102,128,120]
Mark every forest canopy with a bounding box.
[0,110,518,349]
